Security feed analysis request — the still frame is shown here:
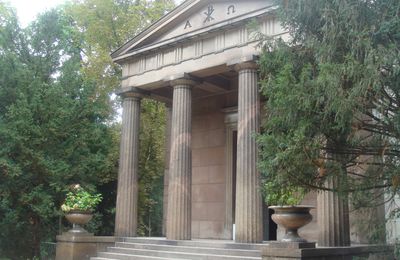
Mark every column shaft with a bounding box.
[166,81,193,240]
[115,96,141,237]
[235,63,263,243]
[317,178,350,246]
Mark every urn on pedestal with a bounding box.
[263,182,315,243]
[269,205,314,242]
[64,210,93,234]
[61,184,102,234]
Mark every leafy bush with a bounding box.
[264,182,305,206]
[61,185,102,212]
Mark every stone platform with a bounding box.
[55,233,115,260]
[88,237,394,260]
[262,242,394,260]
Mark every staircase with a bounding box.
[91,237,264,260]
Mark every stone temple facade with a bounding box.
[111,0,385,245]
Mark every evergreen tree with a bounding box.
[0,6,118,258]
[258,0,400,222]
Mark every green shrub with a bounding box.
[61,185,102,212]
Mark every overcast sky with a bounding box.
[8,0,65,27]
[8,0,185,28]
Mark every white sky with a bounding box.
[8,0,186,28]
[8,0,67,27]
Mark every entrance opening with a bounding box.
[263,207,277,240]
[232,131,237,225]
[269,209,278,240]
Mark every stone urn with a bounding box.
[269,205,314,242]
[65,210,93,234]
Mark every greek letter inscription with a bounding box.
[203,5,215,23]
[227,5,236,15]
[184,20,192,29]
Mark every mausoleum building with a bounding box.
[111,0,380,246]
[54,2,398,259]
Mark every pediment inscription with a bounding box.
[203,5,215,23]
[155,0,274,43]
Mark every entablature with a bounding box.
[120,14,284,89]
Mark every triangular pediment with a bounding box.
[112,0,276,62]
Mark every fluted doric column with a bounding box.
[115,93,141,237]
[234,62,263,243]
[317,178,350,246]
[166,78,196,240]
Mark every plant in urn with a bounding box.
[265,183,314,243]
[61,184,102,234]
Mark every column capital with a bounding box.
[122,93,143,101]
[227,55,259,71]
[234,61,259,72]
[169,77,200,88]
[116,87,148,100]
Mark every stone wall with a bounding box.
[191,94,230,239]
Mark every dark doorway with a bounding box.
[232,130,237,225]
[269,209,277,240]
[263,206,277,240]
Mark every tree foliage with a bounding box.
[0,0,174,258]
[65,0,175,95]
[65,0,174,237]
[0,5,118,258]
[137,100,166,236]
[258,0,400,213]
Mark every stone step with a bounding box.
[95,252,189,260]
[115,242,260,257]
[91,258,119,260]
[99,249,260,260]
[121,237,265,250]
[93,238,264,260]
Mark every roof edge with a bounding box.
[111,0,200,59]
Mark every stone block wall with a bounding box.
[191,94,228,239]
